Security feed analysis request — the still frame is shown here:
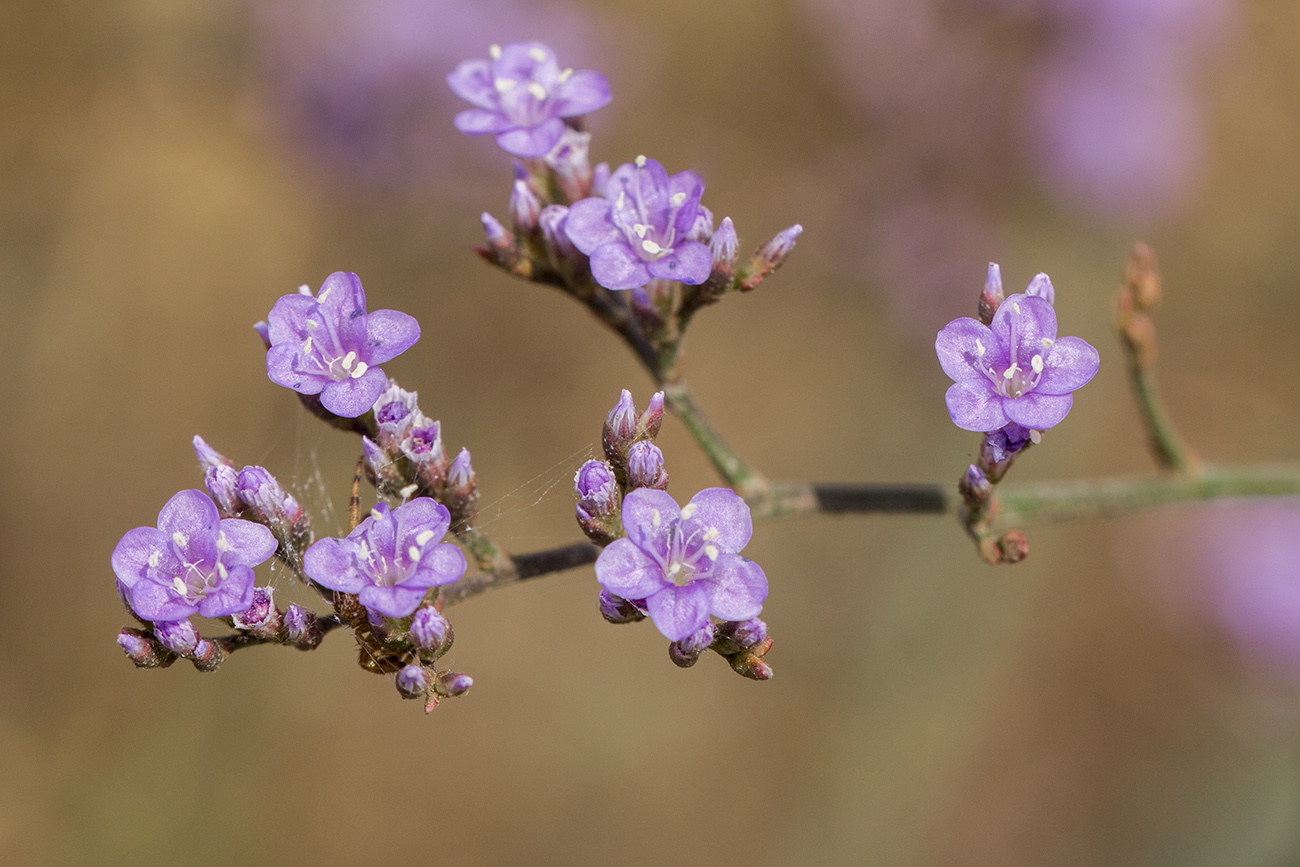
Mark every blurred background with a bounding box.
[3,0,1300,864]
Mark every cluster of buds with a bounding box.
[362,381,479,530]
[575,389,665,544]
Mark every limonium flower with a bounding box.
[111,489,277,622]
[264,272,420,418]
[564,155,713,291]
[935,268,1099,432]
[303,499,466,620]
[446,41,612,158]
[595,488,768,641]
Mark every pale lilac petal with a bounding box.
[130,581,198,623]
[1004,392,1074,429]
[1037,336,1100,394]
[394,498,449,547]
[265,344,326,394]
[563,197,621,254]
[111,527,171,590]
[316,272,368,347]
[646,241,712,285]
[365,309,420,364]
[197,565,255,618]
[945,379,1010,432]
[595,538,669,601]
[702,555,768,621]
[265,294,317,344]
[319,367,388,417]
[935,318,1005,382]
[495,118,566,158]
[645,583,711,642]
[1025,272,1055,305]
[359,584,427,619]
[684,488,752,553]
[445,60,496,110]
[590,244,651,290]
[362,502,398,562]
[406,543,466,588]
[303,538,366,593]
[453,108,513,135]
[215,518,277,568]
[553,69,612,116]
[990,293,1057,361]
[157,490,219,541]
[620,488,679,559]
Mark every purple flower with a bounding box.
[935,271,1099,432]
[265,272,420,418]
[564,156,713,291]
[303,498,466,619]
[446,41,611,158]
[111,490,277,622]
[595,488,768,641]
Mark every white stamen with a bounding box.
[641,239,664,255]
[350,361,369,379]
[494,77,515,93]
[1041,337,1054,349]
[615,191,626,211]
[216,531,230,552]
[528,47,547,62]
[217,562,228,580]
[408,545,421,562]
[632,223,649,238]
[635,154,647,168]
[1013,302,1021,313]
[297,284,312,296]
[172,577,188,596]
[670,192,687,207]
[306,320,318,330]
[651,509,661,528]
[399,483,419,499]
[1003,364,1018,380]
[341,351,357,370]
[317,285,332,302]
[489,44,502,60]
[680,503,697,520]
[527,82,547,101]
[1031,354,1044,374]
[1029,430,1042,445]
[303,336,313,354]
[147,550,161,569]
[171,531,187,548]
[704,545,719,562]
[975,338,985,357]
[415,530,435,546]
[559,68,574,82]
[703,527,720,541]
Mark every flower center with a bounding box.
[975,302,1053,399]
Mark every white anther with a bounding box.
[670,192,687,207]
[297,284,312,296]
[489,44,502,60]
[317,285,332,302]
[615,191,626,210]
[641,239,664,255]
[1029,429,1042,445]
[306,320,318,329]
[559,68,574,82]
[408,545,421,562]
[975,338,985,357]
[635,154,647,168]
[147,550,161,569]
[1013,302,1021,313]
[527,82,547,101]
[632,223,649,238]
[216,531,230,552]
[528,47,547,62]
[350,361,369,379]
[680,503,697,520]
[494,77,515,93]
[1041,337,1054,349]
[415,530,435,546]
[217,562,228,580]
[172,577,188,596]
[172,531,187,548]
[303,336,313,354]
[1003,364,1018,380]
[651,509,661,528]
[703,527,719,542]
[704,544,719,562]
[1031,354,1044,374]
[399,483,419,499]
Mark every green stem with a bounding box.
[1125,361,1200,475]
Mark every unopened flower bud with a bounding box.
[546,128,594,202]
[997,529,1029,564]
[539,204,580,267]
[509,179,542,234]
[739,224,802,291]
[437,671,473,697]
[626,441,668,491]
[598,590,645,624]
[1025,272,1055,306]
[396,664,433,699]
[237,466,301,525]
[192,435,232,470]
[710,216,738,267]
[728,651,774,680]
[283,604,310,642]
[668,621,716,668]
[410,607,453,655]
[978,261,1004,325]
[1125,242,1162,310]
[603,389,638,463]
[252,320,271,350]
[403,420,447,473]
[117,628,174,668]
[575,460,620,540]
[154,619,201,657]
[687,205,715,243]
[362,436,404,494]
[716,617,768,654]
[448,448,475,492]
[204,464,243,517]
[480,211,514,253]
[189,638,224,672]
[636,391,664,441]
[231,586,278,634]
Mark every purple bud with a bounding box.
[410,607,453,655]
[538,204,580,267]
[189,639,224,672]
[603,389,638,462]
[509,179,542,234]
[739,224,802,291]
[599,590,647,624]
[575,460,619,516]
[117,628,173,668]
[192,435,232,470]
[252,320,271,350]
[710,217,738,267]
[639,391,664,438]
[236,466,299,525]
[591,162,610,197]
[396,664,433,699]
[283,604,310,643]
[626,441,668,491]
[1025,272,1055,306]
[687,205,715,243]
[231,586,277,633]
[717,617,768,652]
[153,619,200,657]
[546,128,594,202]
[362,436,398,487]
[204,464,243,517]
[668,621,716,668]
[962,464,991,497]
[437,671,473,697]
[402,420,446,467]
[480,212,514,252]
[448,448,475,492]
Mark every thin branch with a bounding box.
[437,542,601,608]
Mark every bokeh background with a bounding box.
[4,0,1300,864]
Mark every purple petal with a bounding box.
[646,241,712,285]
[362,503,398,563]
[495,118,566,158]
[683,488,752,553]
[265,344,326,395]
[266,293,318,345]
[494,42,559,82]
[645,583,711,642]
[197,565,255,618]
[1004,392,1074,429]
[453,108,511,135]
[365,309,420,364]
[315,272,368,348]
[990,293,1058,361]
[563,198,620,254]
[157,490,219,541]
[589,243,651,291]
[130,580,198,622]
[702,555,768,621]
[595,538,669,601]
[394,498,450,547]
[111,527,172,590]
[405,543,467,589]
[945,379,1011,432]
[303,538,366,593]
[553,69,612,116]
[1036,336,1100,395]
[935,318,1006,383]
[319,367,388,417]
[620,488,680,559]
[445,59,497,110]
[359,584,427,619]
[215,518,277,569]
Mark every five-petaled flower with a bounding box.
[564,155,713,291]
[303,499,466,620]
[595,488,768,641]
[446,42,612,158]
[935,270,1099,432]
[264,272,420,418]
[111,489,278,622]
